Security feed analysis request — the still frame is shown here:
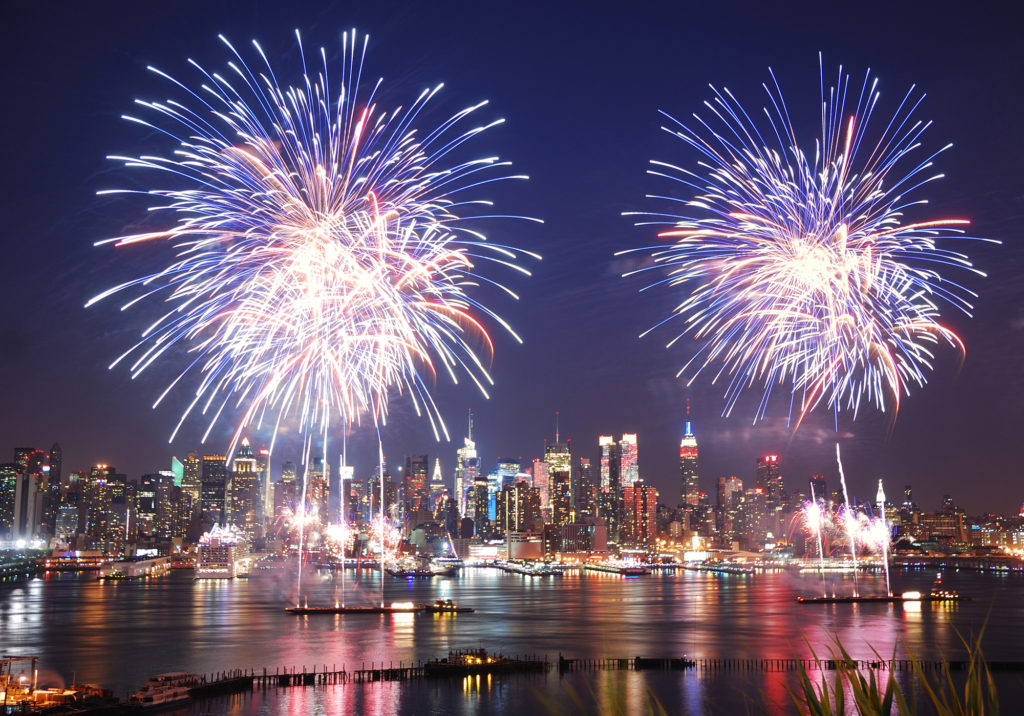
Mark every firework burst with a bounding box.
[88,30,538,453]
[625,57,991,420]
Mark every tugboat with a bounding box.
[131,672,201,709]
[424,648,545,676]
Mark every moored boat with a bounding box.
[131,672,201,709]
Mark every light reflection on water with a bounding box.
[2,567,1021,713]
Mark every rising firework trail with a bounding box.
[626,58,991,593]
[89,30,538,602]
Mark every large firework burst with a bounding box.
[625,58,990,420]
[88,30,537,451]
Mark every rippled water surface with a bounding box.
[3,566,1022,713]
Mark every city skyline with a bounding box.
[2,1,1022,514]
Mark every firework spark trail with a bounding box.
[807,483,827,593]
[90,28,537,451]
[90,30,537,603]
[627,59,991,594]
[624,58,990,421]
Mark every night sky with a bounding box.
[2,1,1021,513]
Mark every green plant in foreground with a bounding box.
[788,632,999,716]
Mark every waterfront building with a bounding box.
[622,479,658,548]
[0,462,19,536]
[13,469,43,539]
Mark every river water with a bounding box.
[2,566,1022,713]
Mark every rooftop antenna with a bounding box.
[468,409,473,441]
[555,410,560,444]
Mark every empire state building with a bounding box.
[680,402,699,508]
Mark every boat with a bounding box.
[424,598,474,614]
[386,568,436,578]
[286,601,423,615]
[285,598,475,615]
[195,525,241,579]
[131,672,201,709]
[424,648,545,676]
[798,573,969,604]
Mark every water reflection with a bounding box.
[1,567,1021,713]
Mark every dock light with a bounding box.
[901,591,922,600]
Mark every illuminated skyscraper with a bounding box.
[597,436,621,542]
[755,454,783,502]
[622,479,658,548]
[531,459,550,511]
[680,401,699,508]
[0,463,19,536]
[181,450,201,509]
[619,434,638,487]
[170,456,184,487]
[404,454,429,521]
[455,411,481,517]
[573,456,596,519]
[231,438,259,536]
[546,438,572,526]
[429,457,446,514]
[200,454,228,526]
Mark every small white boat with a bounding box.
[132,672,201,709]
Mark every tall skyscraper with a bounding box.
[755,454,783,502]
[0,463,20,536]
[546,438,572,526]
[597,435,621,542]
[619,434,638,487]
[231,439,259,535]
[48,442,63,490]
[170,456,184,487]
[200,454,228,525]
[181,450,201,509]
[716,475,743,539]
[573,456,596,519]
[455,411,480,517]
[487,459,521,522]
[403,454,429,520]
[680,402,699,508]
[531,458,550,511]
[808,475,827,504]
[429,457,446,514]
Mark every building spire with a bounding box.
[467,409,473,441]
[555,410,560,444]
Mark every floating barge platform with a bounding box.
[798,591,968,604]
[286,599,474,615]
